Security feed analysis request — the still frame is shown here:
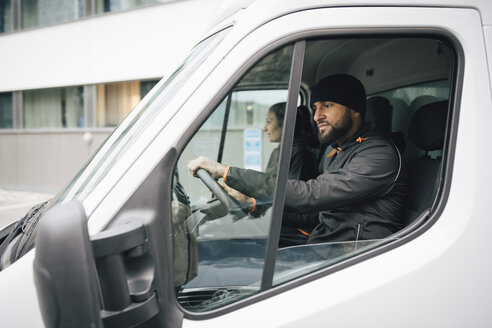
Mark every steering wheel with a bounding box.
[195,168,244,213]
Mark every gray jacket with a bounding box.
[284,122,406,242]
[226,122,406,243]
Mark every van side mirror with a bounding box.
[33,201,160,328]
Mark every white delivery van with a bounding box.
[1,0,492,327]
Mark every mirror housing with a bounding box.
[33,149,182,328]
[33,201,103,328]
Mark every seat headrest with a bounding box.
[408,100,448,151]
[365,96,392,132]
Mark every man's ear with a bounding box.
[351,109,361,118]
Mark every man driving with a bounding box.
[188,74,406,244]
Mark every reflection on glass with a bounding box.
[23,86,84,128]
[0,92,13,128]
[22,0,85,29]
[273,239,392,286]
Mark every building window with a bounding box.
[97,79,158,127]
[139,79,159,98]
[21,0,85,29]
[95,0,172,14]
[1,0,177,34]
[0,92,13,128]
[23,86,84,128]
[0,1,12,33]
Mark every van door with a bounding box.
[173,6,492,327]
[33,4,492,328]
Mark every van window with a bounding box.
[171,35,455,311]
[173,44,294,312]
[272,37,453,286]
[374,80,450,158]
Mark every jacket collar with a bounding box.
[326,122,376,157]
[331,121,375,149]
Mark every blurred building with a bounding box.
[0,0,225,193]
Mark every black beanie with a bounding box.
[310,74,367,117]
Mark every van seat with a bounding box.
[404,100,448,224]
[366,96,406,153]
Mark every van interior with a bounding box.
[173,35,453,311]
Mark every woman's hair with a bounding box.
[268,102,286,126]
[269,102,317,139]
[294,105,317,138]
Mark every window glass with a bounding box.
[55,28,229,204]
[270,37,453,287]
[174,44,294,312]
[199,90,289,173]
[22,0,85,29]
[95,0,174,14]
[0,28,230,271]
[373,80,450,158]
[24,86,84,128]
[96,79,159,127]
[0,1,11,33]
[0,92,13,128]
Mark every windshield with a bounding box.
[54,27,230,206]
[0,28,230,270]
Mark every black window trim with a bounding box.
[172,27,463,321]
[260,40,306,291]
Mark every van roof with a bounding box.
[204,0,492,38]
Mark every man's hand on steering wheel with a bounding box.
[187,156,226,180]
[187,157,255,214]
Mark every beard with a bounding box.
[318,109,353,144]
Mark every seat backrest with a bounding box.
[366,96,393,132]
[366,96,406,153]
[404,100,448,224]
[292,105,319,181]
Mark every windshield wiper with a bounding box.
[0,201,50,270]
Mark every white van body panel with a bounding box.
[178,5,492,328]
[0,251,42,327]
[484,26,492,87]
[1,1,492,327]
